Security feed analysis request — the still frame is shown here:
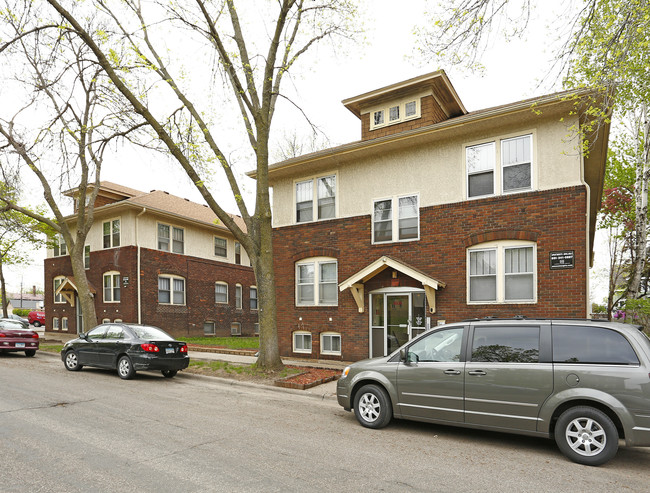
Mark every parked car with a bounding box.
[0,320,40,356]
[2,316,29,329]
[61,323,190,380]
[9,313,29,328]
[28,311,45,327]
[337,318,650,466]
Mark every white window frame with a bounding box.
[465,133,534,200]
[62,317,68,330]
[158,275,186,306]
[295,257,338,307]
[204,321,216,335]
[293,331,312,354]
[235,284,242,309]
[214,236,228,258]
[369,97,421,131]
[294,173,338,224]
[157,223,184,254]
[53,317,59,330]
[372,193,420,244]
[215,282,229,304]
[102,218,121,249]
[234,241,241,265]
[84,245,90,269]
[53,276,65,304]
[250,286,258,311]
[53,234,67,257]
[254,323,260,335]
[230,322,241,336]
[320,332,342,356]
[467,240,537,304]
[103,271,121,303]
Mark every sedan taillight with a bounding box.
[179,345,188,353]
[32,333,39,339]
[141,343,160,353]
[0,333,5,337]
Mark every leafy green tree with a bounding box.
[19,0,358,369]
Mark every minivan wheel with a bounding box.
[117,356,135,380]
[353,384,392,429]
[554,406,619,466]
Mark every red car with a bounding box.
[28,311,45,327]
[0,320,39,356]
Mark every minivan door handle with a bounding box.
[468,370,487,376]
[443,369,461,375]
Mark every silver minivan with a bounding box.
[337,318,650,466]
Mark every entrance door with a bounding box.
[387,295,409,355]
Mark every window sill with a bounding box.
[467,300,537,305]
[371,236,420,246]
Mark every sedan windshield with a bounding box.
[129,325,174,341]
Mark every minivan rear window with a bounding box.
[553,325,639,365]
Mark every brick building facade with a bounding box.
[45,183,258,338]
[258,70,609,362]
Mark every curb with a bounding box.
[37,349,339,401]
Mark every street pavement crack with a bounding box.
[0,398,96,414]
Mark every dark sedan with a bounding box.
[0,320,39,356]
[61,323,189,379]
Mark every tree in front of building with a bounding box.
[0,4,145,330]
[30,0,358,369]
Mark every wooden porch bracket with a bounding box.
[349,283,365,313]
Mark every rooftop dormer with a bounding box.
[342,70,467,141]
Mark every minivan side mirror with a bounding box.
[400,348,407,362]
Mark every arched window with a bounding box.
[158,275,186,305]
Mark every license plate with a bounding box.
[16,343,25,348]
[165,347,175,354]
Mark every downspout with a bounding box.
[136,207,147,324]
[580,151,591,319]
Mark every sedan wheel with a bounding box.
[555,406,618,466]
[117,356,136,380]
[161,369,178,378]
[353,384,392,429]
[64,351,83,371]
[24,349,36,357]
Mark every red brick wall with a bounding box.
[361,95,448,140]
[44,246,257,338]
[272,186,589,362]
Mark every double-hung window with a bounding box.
[235,242,241,265]
[158,224,184,254]
[321,332,341,355]
[296,258,338,306]
[468,241,536,303]
[103,272,121,303]
[215,282,228,304]
[53,235,67,257]
[372,194,419,244]
[53,276,65,303]
[103,219,120,248]
[158,275,185,305]
[250,287,258,310]
[214,237,227,258]
[235,284,242,309]
[293,331,312,353]
[466,134,533,198]
[84,245,90,269]
[295,175,336,223]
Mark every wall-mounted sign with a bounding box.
[550,250,575,270]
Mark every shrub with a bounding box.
[12,308,30,317]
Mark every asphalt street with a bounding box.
[1,352,649,493]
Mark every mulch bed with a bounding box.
[275,367,341,390]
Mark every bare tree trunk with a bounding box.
[69,243,97,331]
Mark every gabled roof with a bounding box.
[339,256,446,291]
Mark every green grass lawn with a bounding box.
[182,336,259,350]
[39,344,64,353]
[189,360,298,378]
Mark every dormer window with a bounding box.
[369,98,420,130]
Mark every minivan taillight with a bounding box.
[179,345,188,353]
[141,343,159,353]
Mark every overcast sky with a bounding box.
[8,0,604,300]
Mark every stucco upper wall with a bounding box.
[48,209,251,267]
[271,112,583,228]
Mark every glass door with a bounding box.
[387,295,409,355]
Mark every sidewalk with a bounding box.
[38,330,346,398]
